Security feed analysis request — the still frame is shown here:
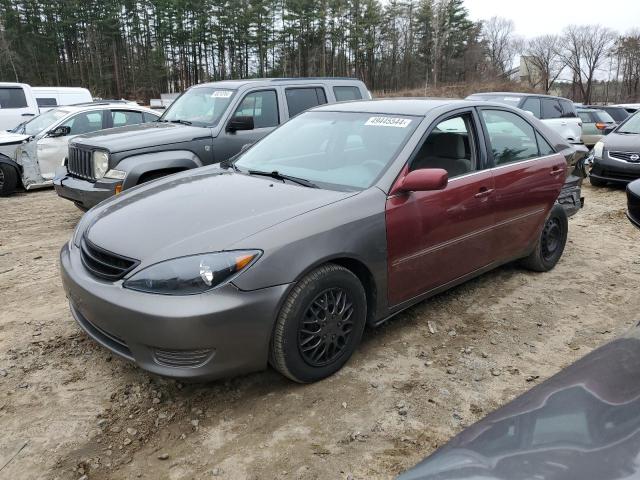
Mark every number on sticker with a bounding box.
[365,117,412,128]
[211,90,233,98]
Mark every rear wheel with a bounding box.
[589,176,607,187]
[270,264,367,383]
[0,163,18,196]
[521,204,568,272]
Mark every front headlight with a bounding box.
[593,141,604,160]
[123,250,261,295]
[93,150,109,179]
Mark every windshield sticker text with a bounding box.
[211,90,233,98]
[365,117,412,128]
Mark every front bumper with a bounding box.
[591,154,640,184]
[53,166,121,209]
[60,242,290,380]
[627,180,640,229]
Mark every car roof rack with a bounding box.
[69,100,138,107]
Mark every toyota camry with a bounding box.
[60,99,576,383]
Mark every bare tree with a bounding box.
[523,34,564,93]
[559,25,617,103]
[616,30,640,102]
[482,16,520,75]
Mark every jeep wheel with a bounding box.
[0,163,18,196]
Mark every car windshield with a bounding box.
[160,87,236,127]
[234,111,419,191]
[617,113,640,134]
[19,108,70,136]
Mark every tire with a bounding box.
[521,204,568,272]
[589,176,607,187]
[270,264,367,383]
[0,163,18,196]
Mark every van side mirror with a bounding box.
[226,116,254,132]
[394,168,448,194]
[47,125,71,138]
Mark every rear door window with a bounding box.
[481,109,540,165]
[521,97,541,118]
[285,87,327,117]
[0,87,28,109]
[560,99,577,118]
[111,110,144,127]
[233,90,279,128]
[541,98,563,119]
[333,86,362,102]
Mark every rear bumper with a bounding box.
[53,166,120,209]
[557,173,583,217]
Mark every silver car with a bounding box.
[0,102,160,196]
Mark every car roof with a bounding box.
[190,77,366,90]
[312,98,479,116]
[54,102,155,114]
[468,91,571,100]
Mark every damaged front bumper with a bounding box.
[53,166,120,210]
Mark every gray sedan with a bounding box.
[60,99,576,382]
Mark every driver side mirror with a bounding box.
[47,125,71,138]
[226,116,254,132]
[394,168,448,194]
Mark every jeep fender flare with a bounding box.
[118,151,203,189]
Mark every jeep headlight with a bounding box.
[123,250,261,295]
[93,150,109,179]
[593,141,604,160]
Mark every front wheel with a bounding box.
[521,204,568,272]
[270,264,367,383]
[0,163,18,196]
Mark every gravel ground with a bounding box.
[0,184,638,480]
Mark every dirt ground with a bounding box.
[1,184,639,480]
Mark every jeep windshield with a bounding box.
[234,111,419,191]
[160,87,236,127]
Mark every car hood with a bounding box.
[72,122,212,153]
[398,327,640,480]
[84,167,357,265]
[603,132,640,151]
[0,131,29,145]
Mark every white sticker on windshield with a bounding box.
[211,90,233,98]
[365,116,412,128]
[503,97,520,102]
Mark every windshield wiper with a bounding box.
[617,130,638,134]
[169,119,193,126]
[247,170,319,188]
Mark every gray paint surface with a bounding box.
[399,327,640,480]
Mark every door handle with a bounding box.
[549,167,563,176]
[474,187,494,198]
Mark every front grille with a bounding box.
[153,348,215,368]
[80,236,139,281]
[609,151,640,163]
[68,146,95,180]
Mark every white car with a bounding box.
[32,87,92,112]
[0,82,39,130]
[0,102,160,195]
[466,92,583,145]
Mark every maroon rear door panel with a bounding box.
[490,155,566,259]
[385,170,496,306]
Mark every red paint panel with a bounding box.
[385,170,496,306]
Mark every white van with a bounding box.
[32,87,92,112]
[0,83,39,131]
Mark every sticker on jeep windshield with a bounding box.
[211,90,233,98]
[365,116,412,128]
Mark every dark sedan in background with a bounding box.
[61,99,579,383]
[590,112,640,186]
[627,179,640,228]
[398,326,640,480]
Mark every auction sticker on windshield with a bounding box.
[211,90,233,98]
[365,116,412,128]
